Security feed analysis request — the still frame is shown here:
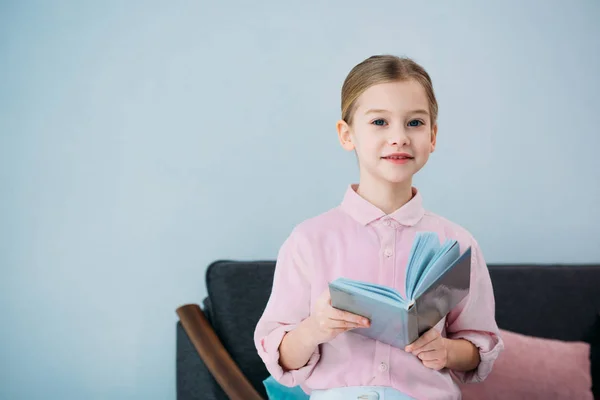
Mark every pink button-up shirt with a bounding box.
[254,185,504,399]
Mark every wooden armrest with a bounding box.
[176,304,264,400]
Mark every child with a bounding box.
[254,55,504,400]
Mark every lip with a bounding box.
[381,153,414,164]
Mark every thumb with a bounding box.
[318,286,332,305]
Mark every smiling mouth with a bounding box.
[381,155,414,160]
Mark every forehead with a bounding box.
[355,80,429,113]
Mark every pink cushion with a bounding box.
[458,329,593,400]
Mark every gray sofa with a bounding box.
[176,261,600,399]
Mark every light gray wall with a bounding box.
[1,0,599,398]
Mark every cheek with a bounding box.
[354,133,381,157]
[414,133,434,154]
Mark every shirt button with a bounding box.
[384,248,393,258]
[385,219,392,226]
[378,362,388,372]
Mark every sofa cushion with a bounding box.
[263,376,309,400]
[458,328,593,399]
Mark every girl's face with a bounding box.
[337,79,437,187]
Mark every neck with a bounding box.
[356,176,414,215]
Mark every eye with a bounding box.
[372,119,388,127]
[407,119,424,127]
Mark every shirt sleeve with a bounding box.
[253,230,320,387]
[445,239,504,384]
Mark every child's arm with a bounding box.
[254,232,318,387]
[255,228,371,387]
[254,230,365,387]
[446,337,480,371]
[278,317,318,371]
[405,328,480,372]
[442,240,504,383]
[279,289,370,371]
[405,241,502,381]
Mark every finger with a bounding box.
[411,338,442,355]
[326,319,365,329]
[319,288,332,304]
[329,307,369,326]
[330,315,370,327]
[417,350,441,362]
[422,360,445,371]
[329,327,353,335]
[405,335,435,353]
[327,312,368,327]
[405,329,439,352]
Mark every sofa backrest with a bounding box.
[489,264,600,341]
[204,261,276,399]
[204,261,600,397]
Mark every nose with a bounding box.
[388,127,410,147]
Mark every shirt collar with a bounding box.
[340,184,425,227]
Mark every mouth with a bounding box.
[381,153,414,160]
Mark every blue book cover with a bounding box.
[328,232,471,349]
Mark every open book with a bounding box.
[328,232,471,349]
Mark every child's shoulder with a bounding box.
[422,210,480,247]
[286,206,350,243]
[293,206,348,234]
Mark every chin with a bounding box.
[378,172,415,185]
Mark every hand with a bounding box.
[306,288,370,346]
[405,327,448,371]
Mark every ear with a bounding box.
[430,123,438,153]
[337,119,355,151]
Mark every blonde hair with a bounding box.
[341,55,438,126]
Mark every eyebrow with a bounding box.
[365,108,430,116]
